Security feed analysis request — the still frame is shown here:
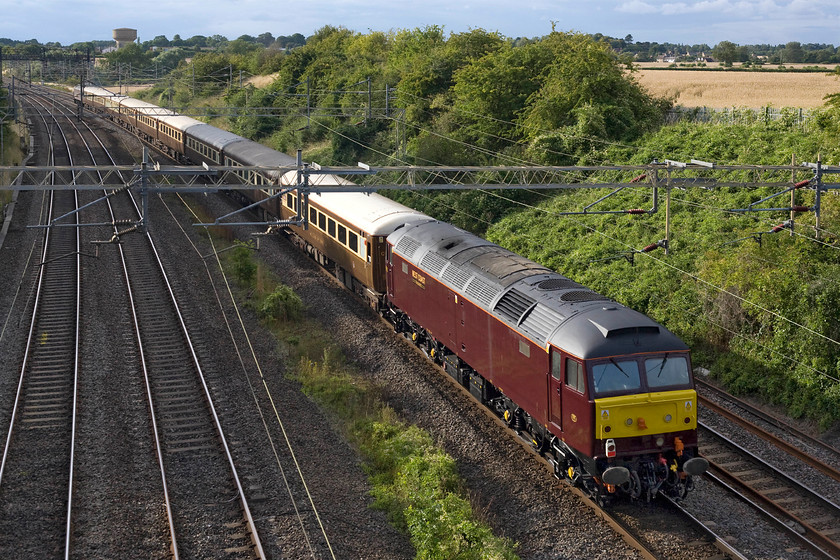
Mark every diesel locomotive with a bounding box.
[75,85,708,503]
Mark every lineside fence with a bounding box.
[665,106,821,129]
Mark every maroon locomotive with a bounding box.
[386,219,707,503]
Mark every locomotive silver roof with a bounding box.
[388,220,688,359]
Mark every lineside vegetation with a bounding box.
[223,245,519,559]
[158,26,840,428]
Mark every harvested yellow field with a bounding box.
[635,69,840,109]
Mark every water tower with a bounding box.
[113,28,138,49]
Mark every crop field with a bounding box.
[635,66,840,109]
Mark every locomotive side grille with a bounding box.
[395,236,421,258]
[494,288,535,324]
[560,290,612,303]
[441,264,471,290]
[419,252,447,276]
[464,277,500,308]
[519,304,565,343]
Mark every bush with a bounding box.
[258,284,303,322]
[230,245,257,285]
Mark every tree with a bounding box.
[781,41,804,63]
[103,42,152,69]
[518,32,669,156]
[150,35,170,47]
[713,40,739,65]
[257,32,275,47]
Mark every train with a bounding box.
[75,85,708,505]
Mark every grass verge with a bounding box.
[221,243,519,560]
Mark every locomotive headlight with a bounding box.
[625,418,633,426]
[656,436,665,447]
[664,414,672,423]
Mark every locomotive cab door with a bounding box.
[549,348,563,430]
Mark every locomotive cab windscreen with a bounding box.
[590,353,692,397]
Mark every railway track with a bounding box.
[0,89,81,557]
[0,85,267,558]
[698,379,840,483]
[112,185,266,558]
[696,379,840,559]
[68,84,266,558]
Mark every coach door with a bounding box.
[549,348,563,430]
[385,244,394,298]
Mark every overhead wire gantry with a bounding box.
[1,154,837,254]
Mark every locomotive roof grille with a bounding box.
[396,236,421,258]
[441,264,471,290]
[519,304,565,344]
[419,251,447,276]
[464,277,500,308]
[537,278,583,291]
[494,288,536,324]
[606,326,660,338]
[560,290,613,303]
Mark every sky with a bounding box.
[5,0,840,47]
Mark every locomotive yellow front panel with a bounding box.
[594,389,697,439]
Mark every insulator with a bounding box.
[791,205,810,212]
[641,243,659,252]
[794,179,811,188]
[627,208,646,214]
[770,224,786,233]
[630,173,647,183]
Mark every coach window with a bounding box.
[566,358,586,394]
[338,224,347,245]
[286,193,293,208]
[318,212,327,231]
[309,207,316,223]
[328,218,336,238]
[348,231,359,253]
